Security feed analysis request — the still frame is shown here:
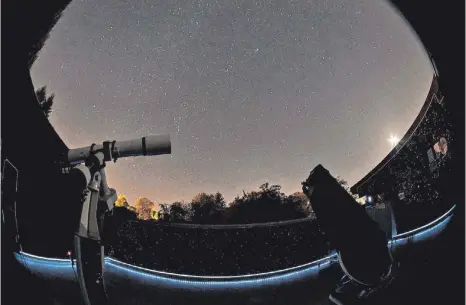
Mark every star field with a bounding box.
[31,0,433,204]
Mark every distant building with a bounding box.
[350,74,451,205]
[350,74,453,232]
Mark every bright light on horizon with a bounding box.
[388,134,400,148]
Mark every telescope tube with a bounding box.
[67,135,171,165]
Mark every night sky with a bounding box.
[31,0,433,205]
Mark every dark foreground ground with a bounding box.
[3,213,464,305]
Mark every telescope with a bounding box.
[66,134,171,305]
[302,164,395,301]
[67,134,171,165]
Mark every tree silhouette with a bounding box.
[158,204,171,221]
[164,202,189,222]
[130,183,316,224]
[135,197,157,220]
[189,192,226,224]
[226,183,303,224]
[284,191,313,219]
[35,86,54,118]
[114,194,129,208]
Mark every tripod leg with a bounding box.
[74,235,108,305]
[73,164,109,305]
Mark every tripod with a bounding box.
[66,135,171,305]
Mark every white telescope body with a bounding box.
[67,135,171,165]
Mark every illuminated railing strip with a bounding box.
[393,205,455,239]
[104,252,338,280]
[105,259,334,288]
[15,205,455,285]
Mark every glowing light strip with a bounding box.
[14,252,77,282]
[104,253,337,280]
[15,252,76,263]
[389,213,452,248]
[393,205,455,239]
[15,205,455,286]
[105,258,333,288]
[15,251,337,277]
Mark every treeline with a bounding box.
[113,182,316,224]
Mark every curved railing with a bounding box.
[139,215,315,229]
[108,215,327,276]
[389,205,455,249]
[14,204,455,291]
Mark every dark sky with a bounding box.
[31,0,433,205]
